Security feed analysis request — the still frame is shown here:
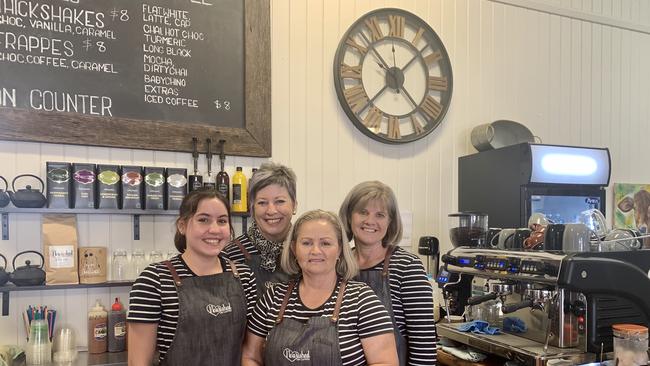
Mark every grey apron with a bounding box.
[355,247,408,366]
[234,238,290,297]
[161,259,247,366]
[263,280,347,366]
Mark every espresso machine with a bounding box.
[438,247,650,365]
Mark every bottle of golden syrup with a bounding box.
[231,167,247,213]
[88,300,108,354]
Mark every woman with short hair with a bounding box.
[223,162,297,296]
[339,181,438,366]
[241,209,399,366]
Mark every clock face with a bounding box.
[334,8,453,144]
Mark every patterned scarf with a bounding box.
[248,222,284,272]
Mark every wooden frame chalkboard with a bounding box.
[0,0,271,157]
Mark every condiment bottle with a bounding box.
[88,300,108,354]
[108,297,126,352]
[231,167,247,213]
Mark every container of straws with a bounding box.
[23,306,57,365]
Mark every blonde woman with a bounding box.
[340,181,437,366]
[241,210,398,366]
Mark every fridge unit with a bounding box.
[458,143,611,228]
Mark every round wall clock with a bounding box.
[334,8,453,144]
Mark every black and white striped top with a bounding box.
[359,246,438,366]
[222,233,257,263]
[248,279,395,366]
[126,254,257,360]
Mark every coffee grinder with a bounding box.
[438,212,489,317]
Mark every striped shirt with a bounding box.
[357,247,438,366]
[222,233,258,263]
[126,254,257,360]
[248,279,395,366]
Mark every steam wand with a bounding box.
[442,274,463,323]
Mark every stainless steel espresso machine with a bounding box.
[438,246,650,365]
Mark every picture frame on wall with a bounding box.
[614,183,650,247]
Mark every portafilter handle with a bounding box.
[502,299,534,314]
[467,292,498,306]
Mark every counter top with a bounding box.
[13,351,127,366]
[437,322,596,365]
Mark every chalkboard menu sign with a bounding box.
[0,0,271,157]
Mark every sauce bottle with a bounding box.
[231,167,247,213]
[88,300,108,354]
[108,297,126,352]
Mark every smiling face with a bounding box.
[294,219,341,278]
[351,199,390,248]
[252,184,296,242]
[178,197,231,259]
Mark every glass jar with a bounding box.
[130,249,147,279]
[149,250,164,264]
[612,323,649,366]
[111,249,129,281]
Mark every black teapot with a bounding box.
[0,253,9,286]
[9,174,47,208]
[0,176,10,208]
[11,250,46,286]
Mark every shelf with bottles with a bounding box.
[0,207,177,241]
[0,281,133,317]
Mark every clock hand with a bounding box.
[400,44,428,73]
[390,40,400,93]
[368,84,389,104]
[399,85,419,109]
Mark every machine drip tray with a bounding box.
[437,322,596,365]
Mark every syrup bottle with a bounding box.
[188,137,203,192]
[216,140,229,201]
[108,297,126,352]
[231,167,247,213]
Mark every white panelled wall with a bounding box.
[1,0,649,346]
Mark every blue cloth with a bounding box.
[456,320,501,335]
[503,317,527,333]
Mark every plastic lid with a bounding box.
[236,166,242,171]
[112,297,122,311]
[91,300,105,312]
[612,323,648,335]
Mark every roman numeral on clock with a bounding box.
[344,84,369,114]
[410,115,425,135]
[364,17,383,42]
[340,64,362,79]
[388,116,401,139]
[363,106,383,130]
[428,76,448,91]
[346,37,367,55]
[420,95,442,120]
[388,15,404,38]
[424,50,442,66]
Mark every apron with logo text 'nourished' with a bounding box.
[263,280,346,366]
[161,260,246,365]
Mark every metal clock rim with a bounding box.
[333,7,454,144]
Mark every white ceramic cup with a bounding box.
[562,223,591,252]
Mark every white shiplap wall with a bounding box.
[1,0,648,347]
